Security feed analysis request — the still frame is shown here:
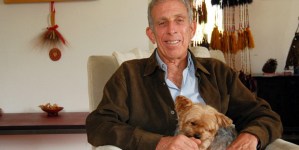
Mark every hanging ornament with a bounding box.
[49,48,62,61]
[210,26,222,50]
[245,4,254,49]
[229,6,238,54]
[201,0,207,23]
[222,7,229,53]
[210,3,222,50]
[39,1,67,61]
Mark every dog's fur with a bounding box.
[175,95,237,150]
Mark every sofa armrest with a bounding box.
[87,55,119,111]
[94,145,121,150]
[265,139,299,150]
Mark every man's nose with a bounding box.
[167,22,177,35]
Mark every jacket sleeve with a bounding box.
[85,65,162,150]
[226,70,283,149]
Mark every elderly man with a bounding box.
[86,0,282,149]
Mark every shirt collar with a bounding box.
[155,50,193,72]
[143,48,210,76]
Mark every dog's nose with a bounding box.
[194,133,201,139]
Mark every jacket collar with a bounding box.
[144,48,210,76]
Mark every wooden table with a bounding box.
[0,112,89,135]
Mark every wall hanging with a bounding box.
[210,0,255,91]
[39,1,68,61]
[5,0,72,61]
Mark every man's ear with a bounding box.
[146,27,156,44]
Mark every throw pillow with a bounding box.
[112,48,152,65]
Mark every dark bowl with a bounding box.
[39,104,63,117]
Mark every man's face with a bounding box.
[146,0,196,61]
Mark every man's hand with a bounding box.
[156,135,201,150]
[227,133,259,150]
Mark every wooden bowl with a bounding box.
[39,103,63,117]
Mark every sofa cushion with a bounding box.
[209,50,226,63]
[189,46,211,58]
[112,47,226,65]
[112,48,152,65]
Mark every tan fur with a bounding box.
[175,95,233,150]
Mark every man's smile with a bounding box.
[165,40,181,45]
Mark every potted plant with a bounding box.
[262,58,278,74]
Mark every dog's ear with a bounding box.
[175,95,193,113]
[215,112,233,127]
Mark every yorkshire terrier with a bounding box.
[175,95,237,150]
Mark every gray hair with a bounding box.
[147,0,193,30]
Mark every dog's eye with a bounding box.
[190,122,197,126]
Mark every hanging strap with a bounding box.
[46,1,66,45]
[50,1,55,26]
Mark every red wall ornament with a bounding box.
[40,1,68,61]
[49,48,62,61]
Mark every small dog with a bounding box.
[175,95,236,150]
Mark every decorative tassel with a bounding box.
[202,0,207,23]
[210,26,222,50]
[246,27,255,48]
[245,4,254,48]
[193,6,197,22]
[237,30,245,50]
[222,31,229,53]
[198,5,203,24]
[210,27,217,49]
[40,1,67,48]
[230,31,238,53]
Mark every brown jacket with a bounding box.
[86,50,282,150]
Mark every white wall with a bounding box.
[250,0,299,73]
[0,0,148,149]
[0,0,148,113]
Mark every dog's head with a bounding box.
[175,95,233,149]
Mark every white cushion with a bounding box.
[190,46,226,63]
[189,46,211,58]
[112,47,226,65]
[94,145,122,150]
[112,48,152,65]
[265,139,299,150]
[209,49,226,63]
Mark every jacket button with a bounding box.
[170,110,175,115]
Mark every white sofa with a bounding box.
[87,48,299,150]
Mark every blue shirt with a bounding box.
[155,51,205,104]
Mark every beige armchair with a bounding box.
[87,54,299,150]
